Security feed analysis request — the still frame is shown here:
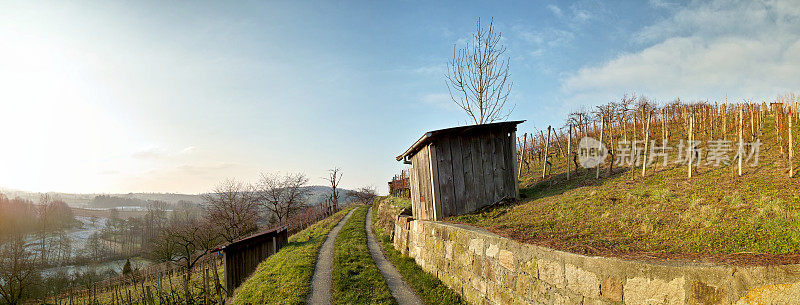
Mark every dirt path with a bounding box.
[307,208,356,305]
[366,207,424,305]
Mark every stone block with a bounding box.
[584,297,615,305]
[600,276,623,303]
[470,238,485,255]
[565,263,601,297]
[515,272,536,300]
[734,282,800,305]
[552,290,584,305]
[522,259,538,277]
[624,276,686,305]
[499,249,515,270]
[538,259,566,289]
[688,281,725,305]
[445,240,454,260]
[487,243,500,258]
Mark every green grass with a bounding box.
[371,198,468,305]
[332,205,396,305]
[379,195,412,210]
[232,206,356,305]
[451,113,800,262]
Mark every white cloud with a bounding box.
[420,93,455,109]
[648,0,677,9]
[132,146,196,159]
[548,4,563,17]
[413,64,445,74]
[562,0,800,105]
[515,26,575,58]
[547,1,603,27]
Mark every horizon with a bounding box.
[2,0,799,194]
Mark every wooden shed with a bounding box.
[219,225,289,292]
[396,121,524,221]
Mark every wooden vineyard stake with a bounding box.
[642,110,651,176]
[688,112,694,178]
[739,106,743,176]
[518,133,527,182]
[722,105,726,140]
[203,266,210,305]
[567,124,572,180]
[751,103,755,141]
[791,107,794,178]
[631,110,638,178]
[662,108,668,144]
[597,116,604,179]
[542,126,551,179]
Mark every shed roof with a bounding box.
[218,224,289,252]
[396,120,524,161]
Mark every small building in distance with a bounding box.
[396,120,523,221]
[388,170,411,198]
[219,225,289,292]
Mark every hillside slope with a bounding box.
[451,108,800,264]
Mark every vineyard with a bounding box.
[516,93,800,183]
[452,93,800,263]
[53,256,224,305]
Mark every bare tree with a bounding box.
[257,172,310,225]
[150,216,219,305]
[446,17,514,125]
[348,186,377,204]
[0,234,40,305]
[203,179,260,244]
[325,168,343,213]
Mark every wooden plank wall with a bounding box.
[410,145,435,220]
[224,230,289,292]
[429,129,517,220]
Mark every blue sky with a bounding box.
[1,0,799,194]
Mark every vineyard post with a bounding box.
[631,110,638,178]
[642,111,651,176]
[157,272,163,304]
[608,117,615,176]
[518,133,527,181]
[597,116,604,179]
[203,266,210,305]
[213,255,225,304]
[739,106,743,176]
[146,286,155,305]
[790,107,794,178]
[723,105,727,140]
[750,103,755,141]
[662,108,667,144]
[567,125,572,180]
[542,126,550,179]
[688,111,694,178]
[139,277,147,304]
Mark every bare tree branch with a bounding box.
[446,17,515,124]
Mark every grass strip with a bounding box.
[332,205,396,305]
[371,199,468,305]
[232,206,356,305]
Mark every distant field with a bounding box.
[71,207,148,219]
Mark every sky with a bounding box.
[1,0,799,195]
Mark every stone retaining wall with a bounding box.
[391,215,800,305]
